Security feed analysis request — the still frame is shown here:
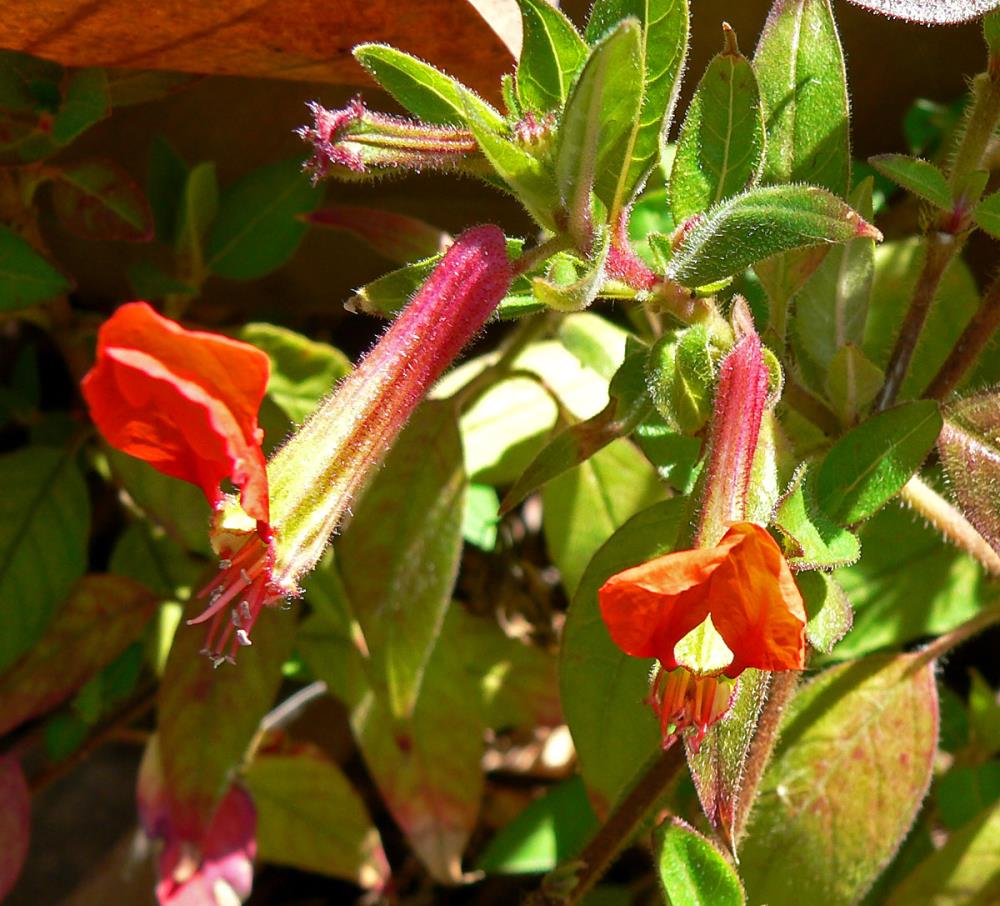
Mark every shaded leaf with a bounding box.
[656,819,745,906]
[338,402,465,718]
[662,185,877,288]
[870,154,952,210]
[478,776,598,874]
[174,161,218,277]
[825,344,884,425]
[754,0,850,196]
[0,447,88,671]
[670,25,764,223]
[0,757,29,902]
[51,159,154,241]
[560,499,688,811]
[797,570,853,654]
[774,465,862,569]
[973,189,1000,239]
[936,761,1000,830]
[515,0,588,112]
[0,223,71,311]
[245,750,389,888]
[741,653,938,905]
[206,158,320,280]
[304,204,448,263]
[0,575,154,736]
[354,43,505,129]
[814,400,942,524]
[240,322,350,425]
[158,603,296,837]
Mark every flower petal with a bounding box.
[707,523,806,675]
[82,302,270,524]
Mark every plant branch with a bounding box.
[900,475,1000,575]
[919,601,1000,664]
[874,231,962,411]
[925,271,1000,400]
[530,746,685,906]
[512,234,573,278]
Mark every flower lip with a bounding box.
[81,301,271,527]
[599,522,806,679]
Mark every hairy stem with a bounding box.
[875,232,961,411]
[531,746,686,905]
[950,71,1000,193]
[919,601,1000,664]
[925,271,1000,400]
[900,475,1000,575]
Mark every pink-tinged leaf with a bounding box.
[0,574,155,736]
[304,205,449,264]
[140,736,256,906]
[0,757,30,901]
[244,749,389,889]
[352,606,485,883]
[939,392,1000,556]
[844,0,1000,23]
[740,653,939,905]
[157,603,296,838]
[51,160,154,241]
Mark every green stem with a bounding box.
[949,71,1000,193]
[512,234,573,278]
[531,746,686,906]
[925,271,1000,400]
[900,476,1000,576]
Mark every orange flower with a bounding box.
[81,301,271,528]
[599,522,806,748]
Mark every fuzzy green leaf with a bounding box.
[354,43,504,130]
[656,819,746,906]
[754,0,851,196]
[814,400,942,524]
[515,0,589,112]
[973,189,1000,238]
[774,465,861,569]
[670,25,764,223]
[797,570,853,654]
[870,153,953,210]
[741,653,938,905]
[663,184,876,288]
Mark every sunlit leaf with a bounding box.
[514,0,588,112]
[656,819,745,906]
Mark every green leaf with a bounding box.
[649,325,716,434]
[557,311,631,380]
[825,344,884,425]
[532,231,611,311]
[741,653,938,905]
[245,751,388,888]
[797,570,853,654]
[543,437,663,597]
[774,465,861,569]
[515,0,588,112]
[465,105,559,230]
[174,161,218,277]
[51,159,154,242]
[158,600,297,834]
[50,68,109,146]
[669,25,765,223]
[560,499,688,810]
[662,185,877,288]
[501,351,651,512]
[973,188,1000,238]
[556,19,643,227]
[147,135,188,243]
[864,239,980,398]
[656,819,746,906]
[0,575,154,736]
[814,400,942,524]
[478,776,599,874]
[754,0,851,196]
[304,204,448,264]
[354,43,504,130]
[463,482,500,551]
[969,669,1000,756]
[835,502,987,659]
[0,223,71,311]
[793,178,875,386]
[0,447,89,671]
[587,0,690,211]
[240,322,350,424]
[206,158,320,280]
[936,761,1000,830]
[109,521,200,602]
[338,402,465,718]
[870,153,953,210]
[886,800,1000,904]
[352,606,485,883]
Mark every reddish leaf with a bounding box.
[157,603,296,838]
[305,205,449,265]
[0,1,515,99]
[51,159,153,241]
[0,757,30,901]
[0,574,155,736]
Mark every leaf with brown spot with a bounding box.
[51,159,153,241]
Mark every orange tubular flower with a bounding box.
[599,523,806,749]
